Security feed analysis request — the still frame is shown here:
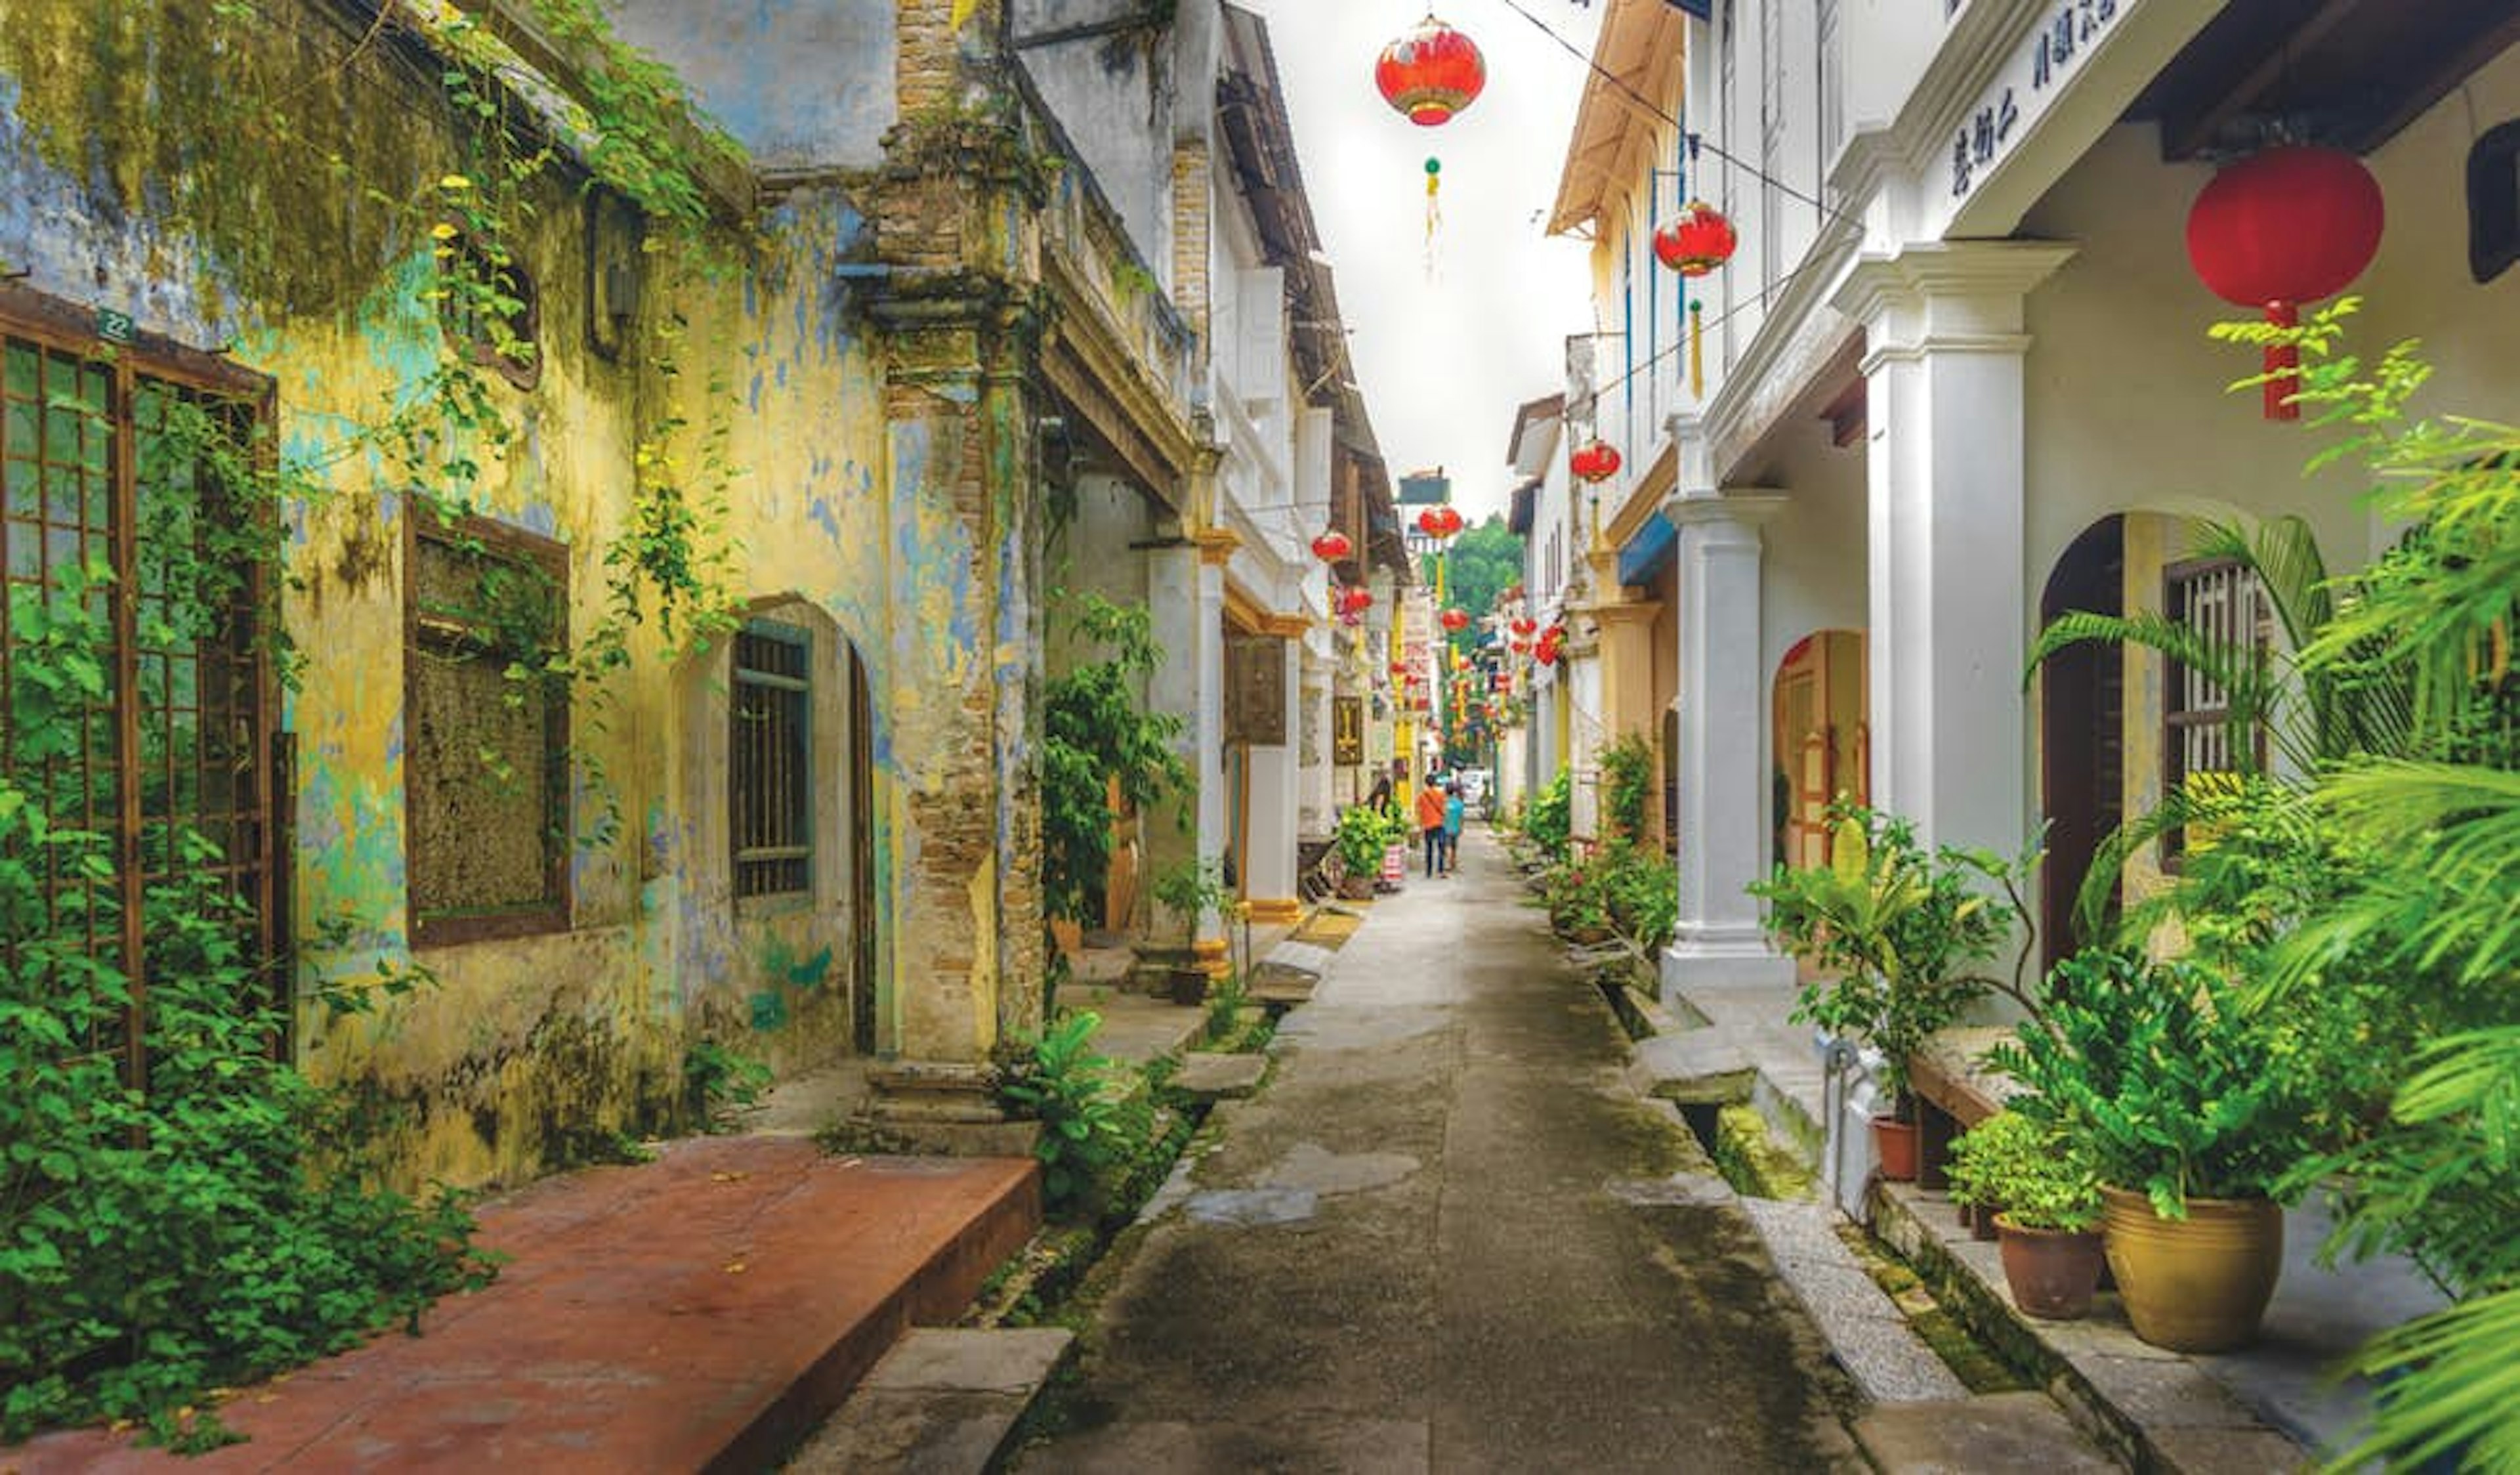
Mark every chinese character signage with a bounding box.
[1333,696,1366,766]
[1950,0,2122,202]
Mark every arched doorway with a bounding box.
[2038,516,2124,972]
[1771,631,1868,870]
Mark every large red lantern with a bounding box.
[1416,505,1464,540]
[1310,529,1354,563]
[1440,607,1470,633]
[1653,201,1738,277]
[1375,16,1486,128]
[2185,145,2384,421]
[1569,440,1622,484]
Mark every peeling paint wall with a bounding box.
[0,2,911,1189]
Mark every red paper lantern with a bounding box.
[1309,529,1354,563]
[1375,16,1485,128]
[2185,145,2384,421]
[1569,440,1622,483]
[1509,616,1537,638]
[1652,201,1738,277]
[1340,586,1374,615]
[1390,660,1410,677]
[1416,504,1464,540]
[1440,607,1470,633]
[1534,641,1561,668]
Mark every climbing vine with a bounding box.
[0,0,761,1445]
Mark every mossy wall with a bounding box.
[0,1,899,1189]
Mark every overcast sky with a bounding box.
[1238,0,1604,520]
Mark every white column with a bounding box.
[1660,475,1796,999]
[1833,242,2074,855]
[1146,541,1206,893]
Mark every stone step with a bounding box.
[1854,1392,2124,1473]
[1173,1050,1269,1101]
[786,1328,1076,1474]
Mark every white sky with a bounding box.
[1238,0,1605,520]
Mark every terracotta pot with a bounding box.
[1995,1216,2106,1320]
[2099,1185,2283,1353]
[1338,874,1376,900]
[1872,1116,1920,1182]
[1049,916,1084,958]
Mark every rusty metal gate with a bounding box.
[1,289,285,1089]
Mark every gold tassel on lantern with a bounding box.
[1423,156,1443,279]
[1689,298,1705,399]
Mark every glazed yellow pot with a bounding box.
[2099,1184,2283,1353]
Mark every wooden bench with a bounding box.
[1904,1026,2023,1190]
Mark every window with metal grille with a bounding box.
[2162,556,2268,868]
[731,621,811,899]
[1,295,283,1085]
[406,518,569,943]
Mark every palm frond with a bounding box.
[2329,1285,2520,1474]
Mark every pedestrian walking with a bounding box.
[1416,773,1448,878]
[1442,781,1465,872]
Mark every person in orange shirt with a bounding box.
[1416,773,1450,878]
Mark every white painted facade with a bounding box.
[1556,0,2519,1208]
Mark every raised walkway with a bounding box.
[11,1137,1038,1473]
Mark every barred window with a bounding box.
[407,518,570,943]
[731,620,811,899]
[2162,557,2268,868]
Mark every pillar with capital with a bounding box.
[1831,242,2074,858]
[1659,463,1796,1001]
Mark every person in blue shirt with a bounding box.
[1441,782,1465,874]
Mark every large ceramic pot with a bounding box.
[1872,1116,1920,1182]
[2099,1185,2282,1352]
[1994,1217,2105,1320]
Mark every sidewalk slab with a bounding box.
[1855,1392,2120,1474]
[786,1328,1074,1474]
[10,1138,1039,1474]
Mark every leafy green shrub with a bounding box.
[1599,735,1654,844]
[1945,1110,2100,1232]
[992,1011,1152,1220]
[1597,843,1677,955]
[1042,595,1190,933]
[1524,765,1572,862]
[681,1038,774,1128]
[0,800,494,1448]
[1334,803,1395,878]
[1992,951,2306,1218]
[1750,803,2038,1111]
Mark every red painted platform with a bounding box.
[7,1138,1040,1473]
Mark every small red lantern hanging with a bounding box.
[1569,440,1622,484]
[1653,201,1738,278]
[1534,641,1561,668]
[2184,144,2384,421]
[1339,586,1374,615]
[1375,15,1486,128]
[1309,529,1354,563]
[1510,639,1532,655]
[1440,607,1470,633]
[1416,504,1465,540]
[1390,660,1410,678]
[1509,616,1538,639]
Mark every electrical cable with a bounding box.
[1484,0,1867,231]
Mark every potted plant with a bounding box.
[1992,950,2303,1352]
[1149,857,1230,1005]
[1751,803,2039,1181]
[1947,1110,2107,1319]
[1333,804,1389,901]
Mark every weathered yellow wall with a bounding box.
[0,3,910,1189]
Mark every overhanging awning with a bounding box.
[1617,509,1676,586]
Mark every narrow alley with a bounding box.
[1015,830,1861,1473]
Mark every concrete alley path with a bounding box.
[1014,827,1862,1473]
